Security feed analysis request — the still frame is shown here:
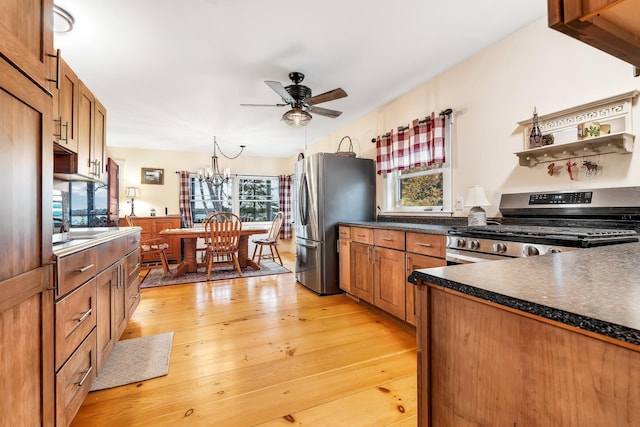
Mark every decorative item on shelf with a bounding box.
[542,134,554,146]
[578,122,611,139]
[529,107,543,148]
[197,136,245,187]
[125,187,140,216]
[583,160,599,177]
[465,186,491,226]
[566,161,578,180]
[335,136,356,157]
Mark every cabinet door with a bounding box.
[0,57,54,426]
[77,80,95,177]
[55,58,79,153]
[0,0,53,88]
[93,98,107,179]
[338,239,351,293]
[351,242,374,303]
[405,253,445,326]
[113,261,128,339]
[373,247,406,320]
[95,268,116,374]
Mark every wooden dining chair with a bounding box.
[251,211,284,266]
[125,215,171,277]
[203,212,243,279]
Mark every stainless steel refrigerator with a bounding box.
[295,153,375,295]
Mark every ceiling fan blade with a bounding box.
[307,105,342,118]
[265,80,293,103]
[306,88,347,105]
[240,103,287,107]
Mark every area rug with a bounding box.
[90,332,173,392]
[141,259,291,288]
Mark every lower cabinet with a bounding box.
[340,225,446,324]
[54,230,140,426]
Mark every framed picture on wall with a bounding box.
[141,167,164,185]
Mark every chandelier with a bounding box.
[197,137,245,186]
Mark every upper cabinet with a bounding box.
[548,0,640,73]
[51,55,79,153]
[0,0,54,88]
[515,91,638,166]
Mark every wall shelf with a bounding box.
[515,132,634,166]
[515,91,638,167]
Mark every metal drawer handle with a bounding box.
[75,367,93,387]
[131,292,140,300]
[356,234,366,237]
[74,308,92,323]
[416,243,433,247]
[75,264,95,273]
[381,237,393,241]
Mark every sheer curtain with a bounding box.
[278,175,292,239]
[178,171,193,228]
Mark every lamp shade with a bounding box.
[125,187,140,198]
[465,186,490,207]
[282,108,312,127]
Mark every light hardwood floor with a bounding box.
[71,253,418,427]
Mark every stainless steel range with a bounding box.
[446,187,640,264]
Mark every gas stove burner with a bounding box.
[450,225,638,239]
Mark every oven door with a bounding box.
[446,248,515,265]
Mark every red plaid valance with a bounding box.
[375,112,446,175]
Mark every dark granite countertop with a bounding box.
[339,221,451,235]
[409,242,640,346]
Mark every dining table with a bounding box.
[159,227,268,278]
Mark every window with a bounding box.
[190,175,279,223]
[69,182,108,227]
[383,124,451,213]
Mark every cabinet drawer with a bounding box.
[406,232,445,258]
[126,230,141,253]
[55,279,97,370]
[96,236,127,271]
[374,229,405,250]
[126,273,141,315]
[352,227,373,244]
[57,248,97,297]
[125,248,141,287]
[338,225,351,240]
[56,329,97,427]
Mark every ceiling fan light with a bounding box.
[53,5,75,33]
[282,108,312,127]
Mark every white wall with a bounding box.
[109,17,640,221]
[287,17,640,218]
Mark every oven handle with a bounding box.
[446,251,498,264]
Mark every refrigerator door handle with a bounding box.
[298,173,309,226]
[298,241,317,249]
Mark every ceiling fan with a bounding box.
[241,72,347,127]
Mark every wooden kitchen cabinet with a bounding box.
[0,54,55,427]
[93,98,107,179]
[548,0,640,71]
[405,232,446,326]
[77,80,95,178]
[338,226,352,293]
[373,246,406,319]
[416,282,640,426]
[54,230,140,425]
[351,242,374,303]
[120,216,181,263]
[51,56,79,153]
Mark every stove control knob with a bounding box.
[547,248,561,254]
[469,240,480,250]
[523,245,539,257]
[456,238,466,248]
[493,243,507,254]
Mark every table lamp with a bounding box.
[125,187,140,216]
[465,186,490,226]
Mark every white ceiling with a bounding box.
[53,0,547,157]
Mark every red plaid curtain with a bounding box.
[179,171,193,228]
[376,112,446,174]
[278,175,292,239]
